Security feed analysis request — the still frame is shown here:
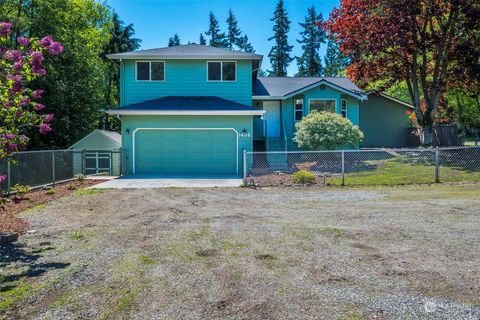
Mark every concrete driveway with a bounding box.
[91,174,243,188]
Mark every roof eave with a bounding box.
[106,110,265,116]
[106,54,263,60]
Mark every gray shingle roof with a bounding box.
[98,130,122,145]
[253,77,365,98]
[119,96,259,111]
[107,44,262,60]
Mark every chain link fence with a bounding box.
[244,146,480,186]
[0,149,123,193]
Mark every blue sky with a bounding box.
[106,0,339,75]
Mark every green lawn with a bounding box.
[329,160,480,186]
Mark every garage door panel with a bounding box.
[135,129,237,175]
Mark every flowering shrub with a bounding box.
[292,170,316,184]
[0,21,63,185]
[294,111,364,150]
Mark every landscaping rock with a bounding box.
[0,232,18,245]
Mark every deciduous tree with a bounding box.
[325,0,471,145]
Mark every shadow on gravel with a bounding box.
[0,242,70,288]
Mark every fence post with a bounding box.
[243,149,247,179]
[435,147,440,183]
[119,148,123,176]
[52,151,56,186]
[475,128,479,146]
[7,159,11,194]
[341,150,345,186]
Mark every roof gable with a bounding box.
[107,44,262,60]
[69,129,121,149]
[253,77,366,100]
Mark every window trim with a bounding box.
[294,98,304,122]
[135,60,165,82]
[341,99,348,118]
[206,61,237,82]
[308,98,337,114]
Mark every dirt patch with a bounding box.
[0,179,102,235]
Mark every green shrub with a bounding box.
[75,174,86,182]
[292,170,316,184]
[11,184,30,198]
[294,111,364,150]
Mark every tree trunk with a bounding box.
[420,126,434,146]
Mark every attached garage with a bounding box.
[134,129,238,175]
[107,96,265,177]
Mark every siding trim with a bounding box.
[132,128,239,175]
[107,110,265,116]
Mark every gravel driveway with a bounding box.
[1,184,480,319]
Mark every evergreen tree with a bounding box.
[268,0,293,77]
[296,6,326,77]
[226,9,242,50]
[324,38,350,77]
[239,35,254,53]
[168,33,180,46]
[199,33,206,45]
[205,12,227,48]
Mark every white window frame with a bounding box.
[294,98,304,122]
[341,99,348,118]
[309,98,337,114]
[135,61,165,82]
[207,61,237,82]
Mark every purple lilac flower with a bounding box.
[48,42,63,55]
[39,123,52,134]
[3,133,15,140]
[34,103,46,111]
[7,143,18,152]
[0,175,6,183]
[45,114,54,122]
[20,98,31,106]
[17,37,30,46]
[14,61,24,70]
[32,89,43,99]
[6,50,21,61]
[0,22,12,37]
[38,36,53,48]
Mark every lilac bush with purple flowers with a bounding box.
[0,21,63,185]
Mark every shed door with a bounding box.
[134,129,237,175]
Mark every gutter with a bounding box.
[106,110,266,116]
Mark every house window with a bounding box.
[136,61,165,81]
[341,99,347,118]
[207,61,236,81]
[294,99,303,121]
[309,99,337,113]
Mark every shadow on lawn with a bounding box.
[0,242,70,288]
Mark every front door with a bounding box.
[263,101,281,138]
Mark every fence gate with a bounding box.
[84,151,112,175]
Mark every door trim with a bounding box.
[132,128,239,175]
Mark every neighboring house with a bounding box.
[69,129,122,175]
[106,44,413,176]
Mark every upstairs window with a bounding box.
[341,99,347,118]
[136,61,165,81]
[207,61,236,81]
[294,99,303,121]
[310,99,336,113]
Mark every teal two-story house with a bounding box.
[107,44,411,176]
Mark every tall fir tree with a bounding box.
[239,35,255,53]
[226,9,242,50]
[168,33,180,46]
[205,12,227,48]
[323,38,350,77]
[268,0,293,77]
[199,33,206,45]
[296,6,326,77]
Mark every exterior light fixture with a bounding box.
[125,129,130,135]
[240,129,250,138]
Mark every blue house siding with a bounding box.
[121,115,252,175]
[120,60,252,106]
